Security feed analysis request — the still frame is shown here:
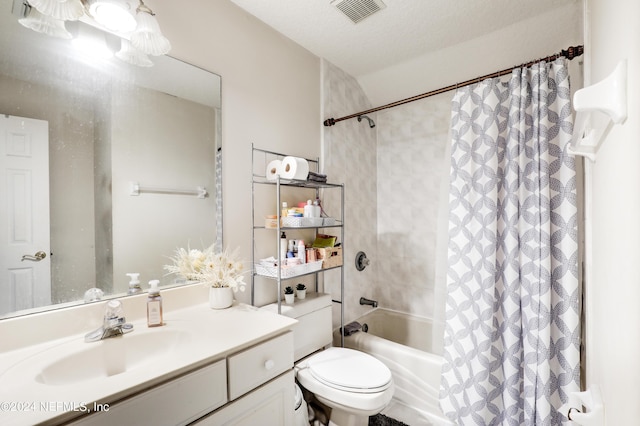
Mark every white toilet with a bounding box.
[262,293,393,426]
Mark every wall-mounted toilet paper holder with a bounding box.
[559,385,604,426]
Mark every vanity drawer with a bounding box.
[227,331,293,400]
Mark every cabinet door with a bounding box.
[69,360,227,426]
[195,370,294,426]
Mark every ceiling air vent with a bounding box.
[331,0,386,24]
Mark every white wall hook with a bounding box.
[568,60,627,162]
[559,385,604,426]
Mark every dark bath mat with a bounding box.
[369,413,410,426]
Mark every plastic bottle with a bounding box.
[304,200,314,218]
[313,200,321,218]
[126,273,142,295]
[147,280,163,327]
[281,201,288,218]
[280,231,287,264]
[297,240,306,264]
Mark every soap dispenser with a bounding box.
[147,280,163,327]
[126,273,142,295]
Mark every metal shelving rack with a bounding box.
[251,145,345,344]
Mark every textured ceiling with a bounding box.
[228,0,579,78]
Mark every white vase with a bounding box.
[284,293,295,304]
[209,286,233,309]
[296,289,306,299]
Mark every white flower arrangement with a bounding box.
[164,245,247,293]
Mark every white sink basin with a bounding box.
[34,328,190,386]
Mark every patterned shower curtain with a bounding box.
[439,58,580,425]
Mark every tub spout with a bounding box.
[359,297,378,308]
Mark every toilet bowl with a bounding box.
[261,294,393,425]
[293,383,310,426]
[296,347,394,426]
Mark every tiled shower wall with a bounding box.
[321,60,379,327]
[322,60,452,327]
[375,93,451,323]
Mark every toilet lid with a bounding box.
[307,347,392,393]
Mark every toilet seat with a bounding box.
[306,347,392,393]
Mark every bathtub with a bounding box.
[335,308,453,425]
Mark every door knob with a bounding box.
[21,251,47,262]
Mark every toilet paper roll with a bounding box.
[280,156,309,180]
[266,160,282,181]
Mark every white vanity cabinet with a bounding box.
[68,360,228,426]
[52,328,293,426]
[194,332,294,425]
[68,331,294,426]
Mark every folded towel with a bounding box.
[308,171,327,179]
[307,171,328,182]
[340,321,362,336]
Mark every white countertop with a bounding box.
[0,302,297,426]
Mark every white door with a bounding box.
[0,115,51,316]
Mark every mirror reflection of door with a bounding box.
[0,114,51,315]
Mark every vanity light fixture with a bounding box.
[116,38,153,67]
[14,0,171,60]
[71,23,115,59]
[86,0,137,33]
[28,0,84,21]
[130,0,171,56]
[18,6,72,39]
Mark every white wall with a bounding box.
[358,2,583,107]
[585,0,640,423]
[152,0,321,305]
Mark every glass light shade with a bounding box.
[28,0,84,21]
[116,39,153,67]
[19,8,72,39]
[130,11,171,56]
[87,0,137,33]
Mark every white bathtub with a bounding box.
[335,309,453,425]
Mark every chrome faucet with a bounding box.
[85,300,134,343]
[359,297,378,308]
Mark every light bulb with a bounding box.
[87,0,137,33]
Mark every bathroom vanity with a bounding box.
[0,292,297,426]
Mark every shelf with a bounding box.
[251,144,345,346]
[254,224,344,230]
[252,177,344,189]
[254,264,344,281]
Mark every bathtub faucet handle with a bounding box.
[359,297,378,308]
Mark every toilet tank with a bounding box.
[261,293,333,361]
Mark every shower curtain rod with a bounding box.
[323,45,584,127]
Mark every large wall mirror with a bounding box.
[0,0,222,319]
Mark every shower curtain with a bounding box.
[439,58,580,425]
